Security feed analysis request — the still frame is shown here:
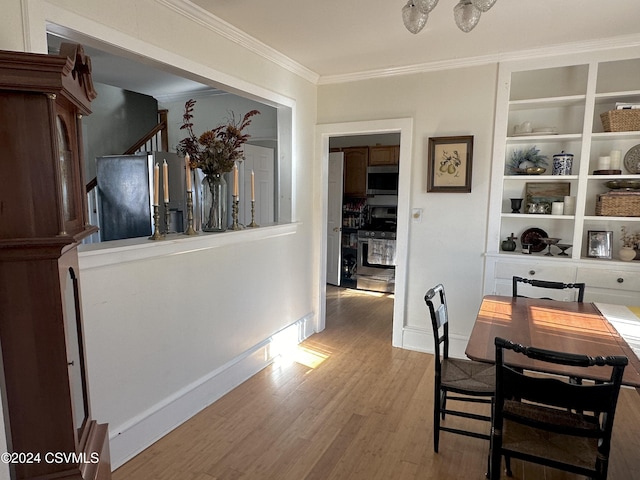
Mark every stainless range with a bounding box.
[356,207,397,293]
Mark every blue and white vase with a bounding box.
[552,151,573,175]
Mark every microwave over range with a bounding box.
[366,165,399,195]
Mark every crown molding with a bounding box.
[318,33,640,85]
[156,0,319,84]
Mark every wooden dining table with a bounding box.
[465,295,640,391]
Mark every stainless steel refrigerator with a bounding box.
[95,152,186,241]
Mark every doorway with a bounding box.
[316,118,413,348]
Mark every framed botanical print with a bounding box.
[427,135,474,192]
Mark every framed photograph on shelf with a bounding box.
[587,230,613,259]
[427,135,473,192]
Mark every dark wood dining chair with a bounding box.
[490,337,627,480]
[512,275,585,302]
[425,284,494,453]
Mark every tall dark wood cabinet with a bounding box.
[0,44,111,479]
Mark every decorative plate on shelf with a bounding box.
[624,144,640,174]
[520,227,549,253]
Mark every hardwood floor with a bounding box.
[113,286,640,480]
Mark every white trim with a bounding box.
[315,118,413,346]
[401,326,469,359]
[78,223,298,270]
[155,0,319,85]
[107,313,315,470]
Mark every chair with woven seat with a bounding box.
[512,275,585,302]
[425,284,494,453]
[489,337,627,480]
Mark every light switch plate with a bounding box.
[412,208,423,223]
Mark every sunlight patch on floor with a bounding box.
[270,323,329,369]
[273,344,329,369]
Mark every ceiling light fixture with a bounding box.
[402,0,496,34]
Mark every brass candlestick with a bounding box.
[149,204,164,240]
[231,196,241,230]
[164,201,171,235]
[248,200,259,228]
[184,190,197,235]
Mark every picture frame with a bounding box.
[427,135,473,192]
[524,182,571,214]
[587,230,613,259]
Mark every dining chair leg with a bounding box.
[489,443,501,480]
[433,383,441,452]
[440,390,447,420]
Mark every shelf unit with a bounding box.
[485,50,640,303]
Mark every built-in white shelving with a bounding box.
[484,49,640,304]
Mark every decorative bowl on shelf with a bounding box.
[525,167,546,175]
[604,180,640,190]
[556,244,572,256]
[541,237,561,256]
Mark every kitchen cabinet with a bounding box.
[343,146,368,196]
[0,45,111,479]
[369,145,399,165]
[484,50,640,305]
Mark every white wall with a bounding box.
[161,93,279,154]
[1,0,319,472]
[318,65,499,353]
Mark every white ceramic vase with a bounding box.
[618,246,636,262]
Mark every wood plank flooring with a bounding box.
[113,286,640,479]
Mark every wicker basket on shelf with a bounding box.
[595,191,640,217]
[600,110,640,132]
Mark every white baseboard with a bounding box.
[108,313,315,470]
[401,326,470,359]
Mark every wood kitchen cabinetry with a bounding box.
[342,146,369,196]
[369,145,399,165]
[484,50,640,305]
[0,45,111,479]
[340,145,400,196]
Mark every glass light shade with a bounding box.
[454,0,481,32]
[402,1,428,34]
[417,0,439,14]
[471,0,497,12]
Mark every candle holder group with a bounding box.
[149,159,262,239]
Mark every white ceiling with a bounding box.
[50,0,640,98]
[191,0,640,79]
